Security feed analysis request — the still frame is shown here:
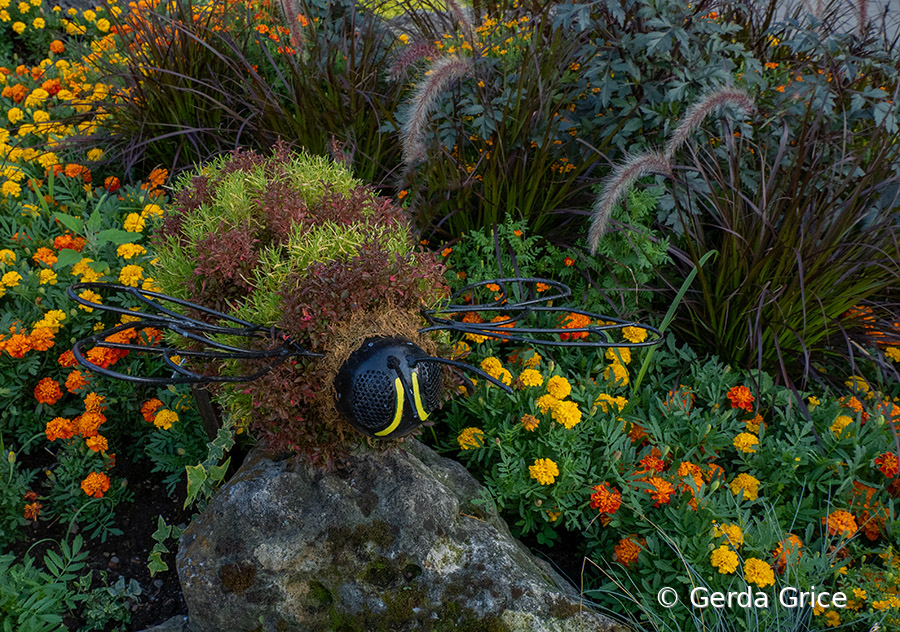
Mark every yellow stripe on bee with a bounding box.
[375,377,405,437]
[411,371,430,420]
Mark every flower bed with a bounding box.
[1,0,898,630]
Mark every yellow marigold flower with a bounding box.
[622,326,647,343]
[712,523,744,548]
[116,243,147,259]
[831,415,853,437]
[77,289,102,311]
[594,394,628,413]
[744,558,775,587]
[536,394,559,414]
[7,107,24,124]
[32,16,44,28]
[808,395,820,409]
[733,432,759,454]
[0,249,15,264]
[603,362,629,386]
[86,148,104,161]
[72,257,102,282]
[480,356,502,375]
[142,203,163,217]
[521,414,539,431]
[123,212,145,232]
[729,473,760,501]
[551,400,581,429]
[32,110,50,123]
[12,20,25,33]
[39,269,57,285]
[118,264,143,287]
[1,270,22,287]
[18,1,29,11]
[457,427,485,450]
[1,180,21,198]
[519,369,543,387]
[885,347,900,362]
[141,277,161,293]
[605,347,631,365]
[529,458,559,485]
[710,545,739,574]
[745,413,764,434]
[153,409,178,430]
[96,17,109,31]
[546,375,571,399]
[523,351,541,368]
[83,9,95,20]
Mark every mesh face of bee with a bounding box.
[334,337,444,439]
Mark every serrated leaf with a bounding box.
[97,229,140,245]
[53,249,83,269]
[53,212,84,234]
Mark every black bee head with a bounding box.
[333,337,443,439]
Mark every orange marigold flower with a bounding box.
[104,176,120,192]
[726,385,755,412]
[559,312,591,341]
[536,282,550,292]
[563,256,575,266]
[772,534,802,572]
[29,327,55,352]
[75,411,106,438]
[45,416,75,441]
[646,477,675,507]
[53,234,85,252]
[65,370,90,393]
[589,483,622,514]
[85,435,108,452]
[84,392,106,413]
[32,247,58,266]
[521,414,539,431]
[840,395,869,422]
[34,377,63,405]
[50,39,65,54]
[638,454,666,475]
[875,453,899,478]
[80,471,111,498]
[676,461,704,490]
[141,398,164,423]
[24,502,42,520]
[823,510,858,538]
[706,463,725,482]
[614,536,643,567]
[58,349,77,367]
[5,334,33,358]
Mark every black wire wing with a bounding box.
[67,282,322,385]
[420,278,663,348]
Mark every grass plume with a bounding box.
[664,87,755,160]
[401,55,471,167]
[588,152,671,254]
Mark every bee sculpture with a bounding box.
[68,278,662,439]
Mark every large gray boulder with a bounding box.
[177,440,625,632]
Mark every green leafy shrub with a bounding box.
[153,145,448,463]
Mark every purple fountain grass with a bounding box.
[664,87,755,161]
[401,55,471,167]
[588,152,672,254]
